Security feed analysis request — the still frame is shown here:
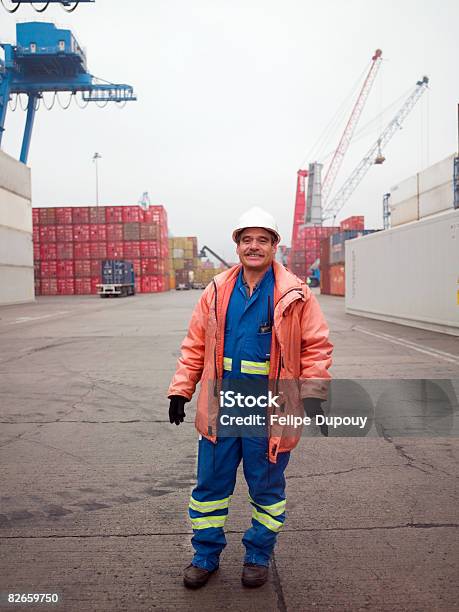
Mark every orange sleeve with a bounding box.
[299,291,333,400]
[167,284,212,400]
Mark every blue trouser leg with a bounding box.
[241,436,290,567]
[189,436,242,571]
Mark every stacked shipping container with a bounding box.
[168,237,199,288]
[33,205,169,296]
[320,224,377,296]
[289,225,339,281]
[389,153,457,227]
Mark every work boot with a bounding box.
[183,563,217,589]
[241,563,269,588]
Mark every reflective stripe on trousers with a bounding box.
[189,436,290,571]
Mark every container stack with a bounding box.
[389,153,457,227]
[320,221,377,296]
[33,205,169,296]
[288,226,339,281]
[168,237,199,288]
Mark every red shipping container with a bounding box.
[57,279,74,295]
[105,206,123,223]
[330,264,345,296]
[33,243,40,259]
[56,261,74,278]
[74,260,91,278]
[32,209,39,225]
[33,226,40,243]
[135,278,141,294]
[72,242,90,259]
[41,278,58,295]
[72,207,90,224]
[34,261,40,278]
[123,241,140,258]
[75,278,91,295]
[140,258,164,275]
[89,207,106,224]
[39,226,56,242]
[132,258,141,277]
[141,277,151,293]
[140,240,162,258]
[90,260,101,276]
[56,225,73,242]
[39,243,57,260]
[73,224,90,241]
[34,278,41,296]
[139,223,160,240]
[106,223,123,241]
[90,277,100,295]
[122,205,141,223]
[90,242,107,259]
[89,224,107,242]
[56,242,74,260]
[106,241,124,258]
[40,261,57,278]
[39,208,56,225]
[55,207,73,224]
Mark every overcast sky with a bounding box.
[1,0,458,260]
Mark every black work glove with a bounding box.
[168,395,188,426]
[303,398,328,437]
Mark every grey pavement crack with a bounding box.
[271,552,288,612]
[1,523,457,539]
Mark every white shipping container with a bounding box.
[0,226,33,268]
[0,149,31,200]
[418,153,455,194]
[390,196,419,227]
[345,209,459,336]
[419,181,454,219]
[390,174,418,206]
[0,265,35,306]
[0,188,32,233]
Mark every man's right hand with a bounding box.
[168,395,188,426]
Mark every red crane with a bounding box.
[290,49,383,251]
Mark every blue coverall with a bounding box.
[189,266,290,571]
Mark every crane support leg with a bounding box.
[0,70,12,148]
[20,94,37,164]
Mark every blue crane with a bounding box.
[0,22,136,163]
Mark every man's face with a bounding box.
[236,227,277,271]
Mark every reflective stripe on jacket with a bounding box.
[167,260,333,462]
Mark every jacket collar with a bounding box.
[213,261,306,305]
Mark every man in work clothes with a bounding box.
[168,206,333,589]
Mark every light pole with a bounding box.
[92,152,102,207]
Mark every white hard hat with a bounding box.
[232,206,281,244]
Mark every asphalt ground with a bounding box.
[0,290,458,611]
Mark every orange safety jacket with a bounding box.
[168,260,333,462]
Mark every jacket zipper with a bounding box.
[211,280,219,438]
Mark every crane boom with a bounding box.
[322,76,429,221]
[321,49,382,207]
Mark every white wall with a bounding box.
[345,209,459,336]
[0,150,34,305]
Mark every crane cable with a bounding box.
[0,0,20,12]
[56,91,73,109]
[42,91,56,110]
[31,2,50,12]
[61,1,80,11]
[299,60,371,168]
[74,92,89,108]
[317,84,414,165]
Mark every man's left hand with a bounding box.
[303,398,328,437]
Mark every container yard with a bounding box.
[0,3,458,612]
